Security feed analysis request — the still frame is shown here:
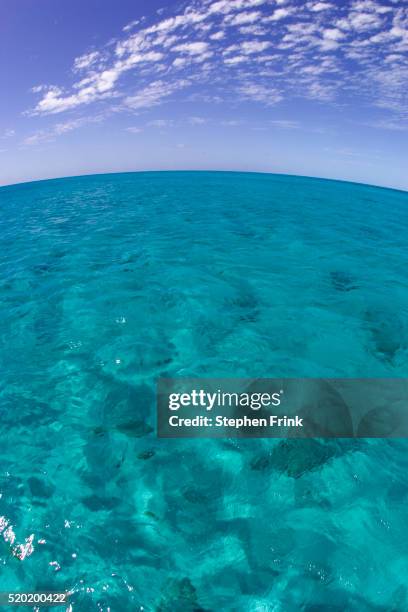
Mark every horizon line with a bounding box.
[0,169,407,195]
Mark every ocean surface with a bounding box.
[0,171,408,611]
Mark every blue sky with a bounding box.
[0,0,407,189]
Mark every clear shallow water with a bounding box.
[0,171,408,611]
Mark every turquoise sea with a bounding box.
[0,171,408,611]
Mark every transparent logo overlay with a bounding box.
[157,378,408,438]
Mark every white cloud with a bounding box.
[172,41,209,55]
[307,81,335,101]
[241,40,271,54]
[226,11,261,25]
[23,132,48,146]
[26,0,405,133]
[173,57,188,68]
[370,118,408,131]
[73,51,100,72]
[32,51,163,114]
[209,0,268,14]
[23,115,102,146]
[239,83,282,104]
[239,25,267,35]
[221,119,245,126]
[125,79,188,110]
[224,55,246,64]
[1,129,15,139]
[269,119,300,128]
[188,116,207,124]
[323,28,346,41]
[126,126,143,133]
[148,118,175,127]
[123,19,140,33]
[114,51,164,71]
[210,30,225,40]
[32,83,114,115]
[351,0,392,15]
[309,2,333,11]
[266,8,292,21]
[339,9,383,32]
